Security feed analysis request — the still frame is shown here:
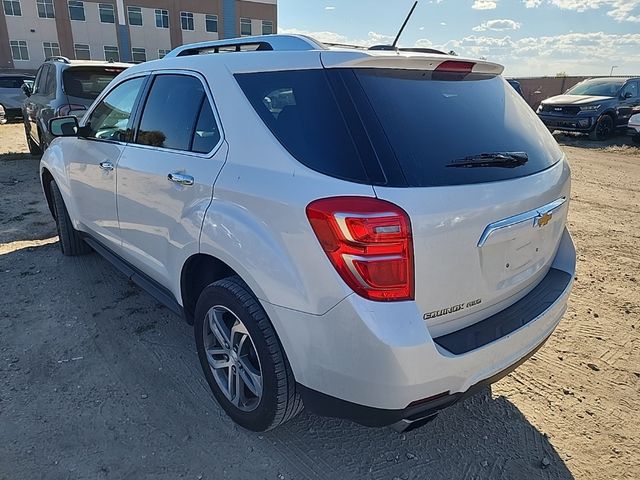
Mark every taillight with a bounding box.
[306,196,414,301]
[56,104,86,116]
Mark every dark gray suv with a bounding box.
[22,56,131,154]
[537,77,640,140]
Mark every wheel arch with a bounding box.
[41,167,55,218]
[180,253,238,324]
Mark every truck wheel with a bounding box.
[194,276,303,431]
[50,181,91,256]
[589,115,613,141]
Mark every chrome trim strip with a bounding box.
[477,197,566,248]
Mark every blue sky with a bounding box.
[278,0,640,76]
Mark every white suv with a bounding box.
[42,35,575,432]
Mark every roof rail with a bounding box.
[45,56,71,64]
[166,34,326,57]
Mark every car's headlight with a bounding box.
[536,104,544,113]
[580,105,601,111]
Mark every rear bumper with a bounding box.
[263,228,575,424]
[298,330,551,429]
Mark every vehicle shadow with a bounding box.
[266,387,573,480]
[552,131,638,151]
[0,241,574,480]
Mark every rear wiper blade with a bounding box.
[446,152,528,168]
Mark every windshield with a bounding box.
[63,67,126,100]
[566,79,624,97]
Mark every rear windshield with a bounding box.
[236,68,562,187]
[63,67,125,100]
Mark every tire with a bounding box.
[194,276,303,431]
[25,124,42,156]
[589,115,614,141]
[50,181,91,256]
[633,135,640,145]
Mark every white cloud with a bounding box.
[325,6,335,10]
[472,0,498,9]
[277,27,640,76]
[525,0,640,22]
[473,19,523,31]
[278,28,394,47]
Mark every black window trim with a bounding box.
[127,70,224,157]
[80,73,151,146]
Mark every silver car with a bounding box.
[0,73,34,122]
[22,56,131,154]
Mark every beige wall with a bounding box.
[514,76,593,109]
[180,12,219,45]
[128,6,172,60]
[69,2,119,60]
[5,0,60,69]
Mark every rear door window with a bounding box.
[63,67,126,100]
[134,74,218,152]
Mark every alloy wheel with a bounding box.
[203,305,263,412]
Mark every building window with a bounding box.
[37,0,54,18]
[3,0,21,16]
[131,47,146,63]
[74,43,91,60]
[10,40,29,61]
[127,6,142,26]
[104,45,119,62]
[158,49,170,59]
[43,41,61,58]
[262,20,273,35]
[99,3,114,23]
[155,9,168,28]
[205,14,218,33]
[180,11,194,31]
[240,18,251,36]
[68,1,85,21]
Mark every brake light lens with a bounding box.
[306,196,414,301]
[56,104,86,117]
[434,60,475,74]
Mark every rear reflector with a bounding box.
[306,196,414,301]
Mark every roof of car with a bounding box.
[135,34,504,76]
[0,73,35,78]
[45,56,132,69]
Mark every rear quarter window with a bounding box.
[235,70,370,183]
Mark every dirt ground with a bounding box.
[0,122,638,480]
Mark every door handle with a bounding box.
[167,172,194,186]
[99,161,114,171]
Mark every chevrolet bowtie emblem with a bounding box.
[536,212,552,228]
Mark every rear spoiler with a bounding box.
[320,51,504,76]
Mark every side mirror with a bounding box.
[49,116,79,137]
[21,83,32,97]
[624,91,634,99]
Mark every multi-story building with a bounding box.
[0,0,277,70]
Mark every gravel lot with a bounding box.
[1,122,639,480]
